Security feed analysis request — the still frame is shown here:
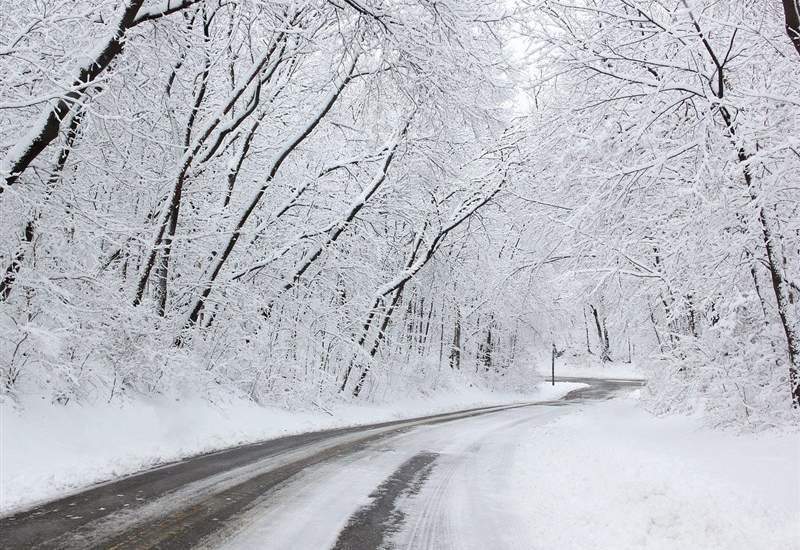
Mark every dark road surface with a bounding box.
[0,377,643,549]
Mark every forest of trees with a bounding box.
[1,0,798,428]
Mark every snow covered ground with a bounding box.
[215,390,799,550]
[0,382,582,514]
[439,394,798,550]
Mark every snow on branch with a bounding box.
[132,0,204,26]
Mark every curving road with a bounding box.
[0,377,642,549]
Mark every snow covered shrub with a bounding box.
[643,289,797,429]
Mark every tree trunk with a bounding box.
[590,304,611,363]
[758,206,800,406]
[0,222,34,301]
[421,296,435,354]
[449,307,462,370]
[584,307,593,355]
[649,304,664,352]
[353,283,406,397]
[783,0,800,56]
[481,324,493,371]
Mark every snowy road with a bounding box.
[0,378,640,549]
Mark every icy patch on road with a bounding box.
[0,382,583,514]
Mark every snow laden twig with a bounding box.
[0,0,203,192]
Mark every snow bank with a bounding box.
[503,395,800,549]
[0,382,583,514]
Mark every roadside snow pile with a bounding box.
[0,381,584,514]
[506,396,799,549]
